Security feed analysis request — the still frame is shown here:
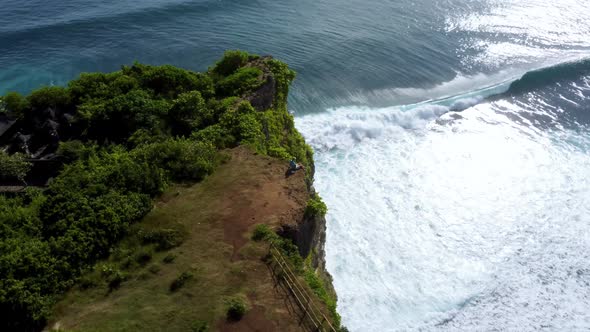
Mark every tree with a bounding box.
[168,91,211,136]
[0,152,31,184]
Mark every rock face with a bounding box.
[280,199,328,270]
[0,107,74,186]
[247,71,277,112]
[1,107,75,157]
[245,55,277,112]
[278,186,335,296]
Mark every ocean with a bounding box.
[2,0,590,330]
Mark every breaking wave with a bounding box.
[296,59,590,331]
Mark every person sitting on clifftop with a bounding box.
[289,158,304,172]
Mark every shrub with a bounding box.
[305,195,327,217]
[40,156,155,263]
[0,151,31,183]
[225,297,247,321]
[268,147,292,160]
[78,275,99,290]
[265,58,296,111]
[56,140,94,163]
[251,224,273,242]
[219,102,264,149]
[80,89,170,143]
[140,228,186,251]
[168,91,211,136]
[120,257,135,270]
[191,320,209,332]
[191,124,235,149]
[148,264,161,274]
[123,63,214,99]
[216,67,263,97]
[108,270,127,290]
[132,138,217,182]
[163,253,177,264]
[170,271,194,292]
[68,72,136,103]
[27,86,71,110]
[2,92,29,117]
[134,247,153,266]
[100,264,117,277]
[211,50,254,77]
[127,128,167,147]
[302,256,341,327]
[276,238,303,272]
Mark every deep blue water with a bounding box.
[3,1,590,331]
[2,0,566,112]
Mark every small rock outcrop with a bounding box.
[0,107,73,186]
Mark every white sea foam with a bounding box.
[296,94,590,331]
[294,1,590,330]
[346,71,515,107]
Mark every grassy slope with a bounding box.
[48,146,322,332]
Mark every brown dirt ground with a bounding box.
[214,147,310,331]
[220,146,308,259]
[49,146,312,332]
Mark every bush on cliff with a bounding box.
[0,151,32,183]
[132,138,217,182]
[168,91,211,136]
[211,50,258,77]
[122,63,215,99]
[225,296,247,321]
[1,92,29,117]
[27,86,71,111]
[305,194,328,217]
[216,67,264,97]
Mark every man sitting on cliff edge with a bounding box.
[289,158,305,172]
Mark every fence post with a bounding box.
[267,242,337,332]
[317,317,326,332]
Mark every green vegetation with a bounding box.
[225,296,248,321]
[163,253,177,264]
[0,50,325,331]
[251,224,273,242]
[140,226,187,251]
[216,67,264,97]
[0,151,32,183]
[210,50,258,77]
[1,92,29,117]
[191,320,210,332]
[306,194,328,217]
[304,255,340,327]
[170,271,195,292]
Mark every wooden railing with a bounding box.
[267,242,338,332]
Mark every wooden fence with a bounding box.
[267,242,338,332]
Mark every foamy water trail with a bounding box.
[296,70,590,331]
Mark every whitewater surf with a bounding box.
[297,58,590,331]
